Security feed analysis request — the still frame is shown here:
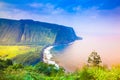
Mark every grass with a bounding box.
[0,46,43,65]
[0,46,37,59]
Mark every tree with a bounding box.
[5,59,13,65]
[0,58,13,69]
[88,51,102,66]
[11,63,24,70]
[35,62,64,76]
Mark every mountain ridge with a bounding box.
[0,18,81,45]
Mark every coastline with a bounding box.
[42,46,59,68]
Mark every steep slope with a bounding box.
[0,18,81,45]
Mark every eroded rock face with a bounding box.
[0,18,81,45]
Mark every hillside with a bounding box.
[0,18,81,45]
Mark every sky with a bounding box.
[0,0,120,71]
[0,0,120,36]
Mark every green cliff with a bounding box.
[0,18,81,45]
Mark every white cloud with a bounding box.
[0,2,8,8]
[29,3,66,15]
[73,6,82,12]
[29,3,43,8]
[0,2,15,10]
[0,2,120,37]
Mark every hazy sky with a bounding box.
[0,0,120,36]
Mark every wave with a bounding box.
[43,46,59,68]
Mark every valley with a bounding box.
[0,45,43,65]
[0,18,120,80]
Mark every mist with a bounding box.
[55,35,120,72]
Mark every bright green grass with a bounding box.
[0,46,37,59]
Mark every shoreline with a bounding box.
[42,46,59,68]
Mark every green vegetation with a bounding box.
[13,46,43,65]
[88,51,102,66]
[1,59,120,80]
[0,46,43,65]
[0,46,36,59]
[0,59,13,69]
[0,18,79,45]
[0,58,65,80]
[1,51,120,80]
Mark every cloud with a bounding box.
[29,3,66,15]
[0,2,6,7]
[0,1,120,37]
[0,2,38,20]
[0,2,64,20]
[0,2,14,10]
[73,6,82,12]
[29,3,43,8]
[0,2,9,7]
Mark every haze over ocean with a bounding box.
[55,36,120,71]
[0,0,120,71]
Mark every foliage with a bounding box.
[0,46,43,65]
[10,63,24,70]
[13,46,43,65]
[0,58,13,70]
[1,51,120,80]
[34,62,64,76]
[1,59,120,80]
[0,60,65,80]
[88,51,102,66]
